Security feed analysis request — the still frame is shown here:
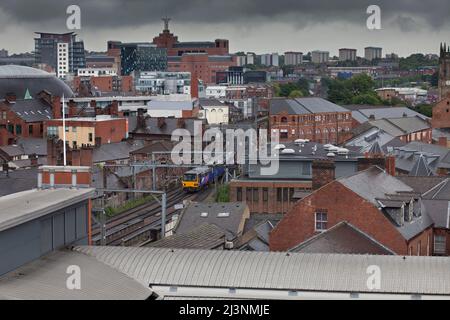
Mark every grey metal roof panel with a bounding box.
[0,250,151,300]
[0,188,95,232]
[75,246,450,295]
[269,99,309,115]
[422,200,450,228]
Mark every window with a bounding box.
[236,187,242,201]
[277,188,282,202]
[281,117,287,123]
[417,241,421,256]
[315,212,327,232]
[246,188,252,202]
[65,126,69,132]
[88,133,93,142]
[1,111,6,120]
[7,124,13,134]
[47,126,58,137]
[434,235,446,255]
[15,124,22,135]
[263,188,268,202]
[253,188,259,202]
[28,125,33,135]
[72,126,77,133]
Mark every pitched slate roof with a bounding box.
[347,106,429,124]
[92,140,146,163]
[396,176,447,195]
[175,202,249,240]
[270,97,347,115]
[9,99,52,122]
[368,117,430,137]
[393,142,450,174]
[289,221,394,255]
[422,179,450,200]
[338,167,433,240]
[146,223,226,250]
[410,154,433,176]
[0,168,38,197]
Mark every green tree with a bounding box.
[288,90,304,98]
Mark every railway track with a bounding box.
[91,186,213,246]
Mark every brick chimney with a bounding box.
[5,93,16,102]
[190,77,199,99]
[51,96,62,119]
[29,154,38,167]
[68,100,78,117]
[108,100,119,116]
[46,138,57,166]
[157,117,166,129]
[79,146,93,167]
[438,136,448,147]
[312,159,335,190]
[385,155,396,176]
[137,108,147,130]
[357,157,386,172]
[177,118,186,128]
[71,149,81,166]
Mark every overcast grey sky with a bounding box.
[1,0,450,57]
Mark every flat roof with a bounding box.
[0,188,95,232]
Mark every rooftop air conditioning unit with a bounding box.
[274,144,286,150]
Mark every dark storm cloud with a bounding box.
[1,0,450,30]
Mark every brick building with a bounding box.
[0,93,61,146]
[432,97,450,129]
[44,115,128,148]
[228,142,397,215]
[73,75,134,95]
[269,98,353,144]
[269,166,435,256]
[168,54,236,85]
[153,18,229,57]
[152,18,236,93]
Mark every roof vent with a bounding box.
[200,212,208,217]
[218,212,230,217]
[327,152,336,157]
[281,148,295,154]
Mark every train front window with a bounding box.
[184,174,197,182]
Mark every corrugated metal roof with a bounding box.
[0,250,151,300]
[75,246,450,295]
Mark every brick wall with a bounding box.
[269,181,410,254]
[432,98,450,129]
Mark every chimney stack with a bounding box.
[157,117,166,129]
[312,159,335,190]
[51,96,62,119]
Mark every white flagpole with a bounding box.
[62,94,67,166]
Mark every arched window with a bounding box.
[281,117,288,123]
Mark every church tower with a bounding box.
[438,43,450,100]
